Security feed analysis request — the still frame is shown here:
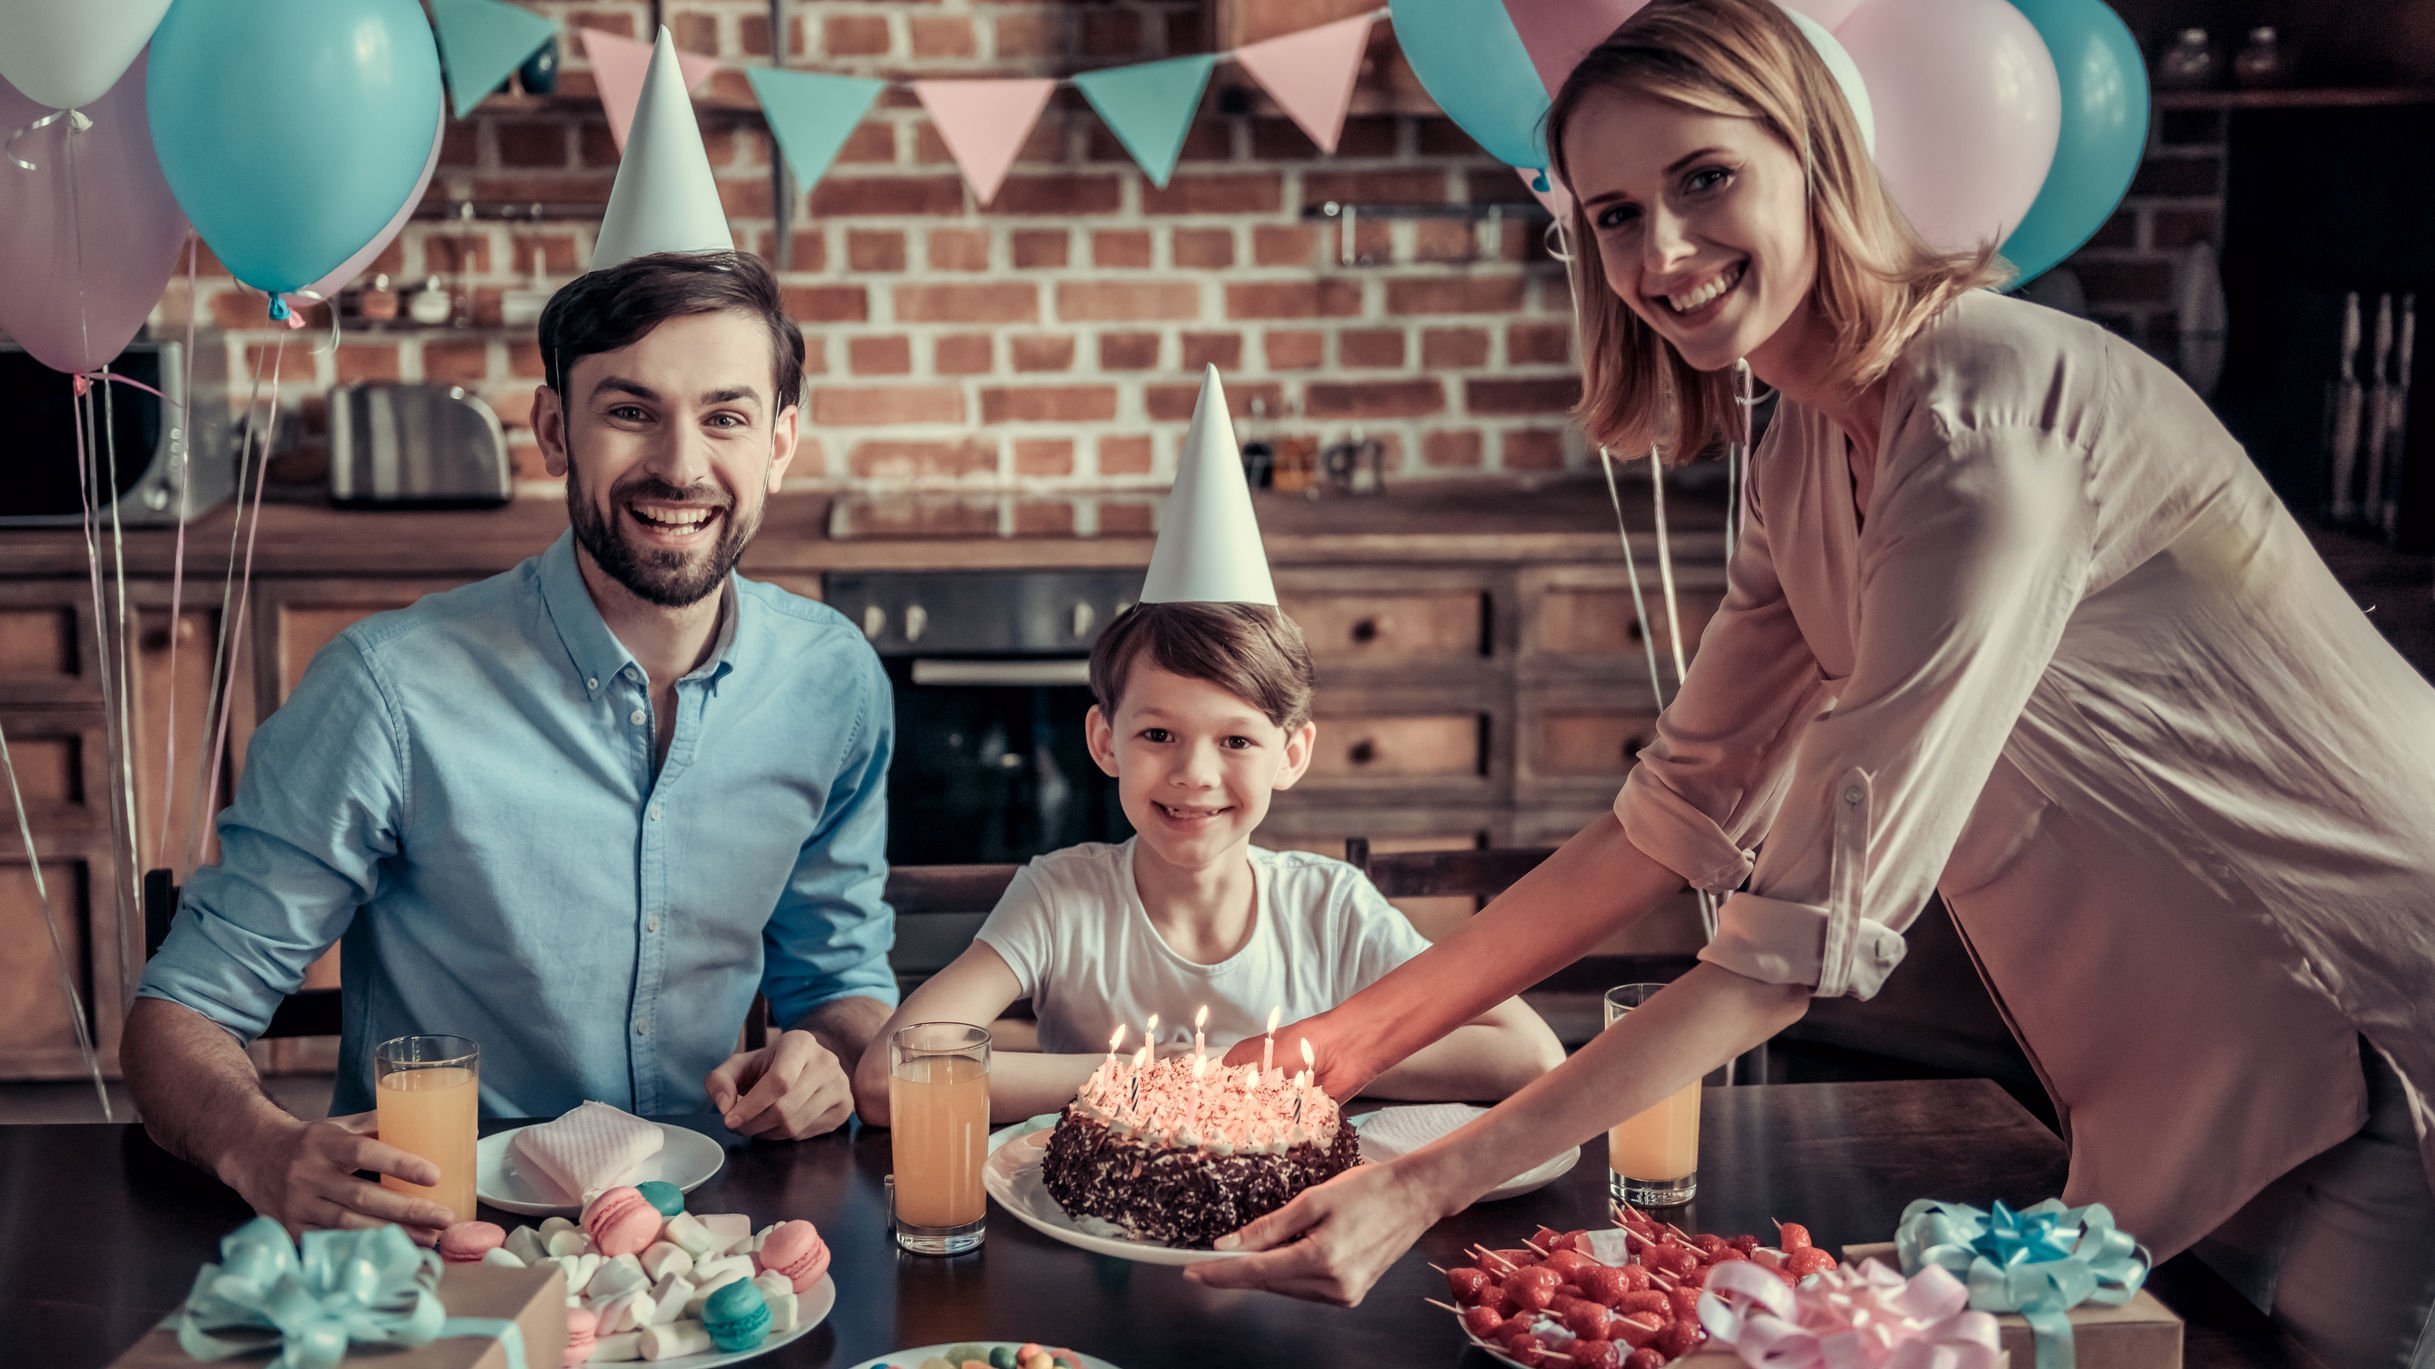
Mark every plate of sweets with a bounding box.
[983,1047,1359,1266]
[1427,1204,1839,1368]
[847,1343,1125,1369]
[479,1099,726,1217]
[440,1178,836,1367]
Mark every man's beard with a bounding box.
[565,456,761,608]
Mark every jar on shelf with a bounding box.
[2157,27,2220,89]
[2233,26,2290,87]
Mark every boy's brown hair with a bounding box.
[1087,602,1316,731]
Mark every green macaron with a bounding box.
[703,1278,772,1353]
[634,1179,684,1217]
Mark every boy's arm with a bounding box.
[851,943,1105,1126]
[1359,994,1566,1101]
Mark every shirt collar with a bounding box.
[536,530,741,695]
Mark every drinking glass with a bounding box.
[374,1034,480,1223]
[1603,986,1699,1207]
[887,1022,991,1255]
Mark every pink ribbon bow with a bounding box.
[1698,1258,2005,1369]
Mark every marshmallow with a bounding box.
[481,1247,528,1270]
[640,1321,713,1361]
[505,1225,551,1265]
[765,1288,800,1334]
[698,1212,751,1256]
[661,1212,717,1258]
[547,1252,602,1297]
[592,1330,642,1363]
[685,1264,748,1316]
[584,1256,651,1303]
[750,1270,791,1303]
[637,1242,694,1282]
[591,1289,657,1335]
[547,1228,593,1258]
[648,1274,696,1324]
[539,1216,579,1241]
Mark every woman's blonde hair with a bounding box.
[1545,0,2008,461]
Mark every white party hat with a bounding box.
[591,27,734,270]
[1140,366,1276,606]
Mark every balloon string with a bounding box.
[158,238,200,862]
[197,338,287,868]
[101,368,144,1021]
[65,382,117,1122]
[4,106,89,171]
[182,354,268,870]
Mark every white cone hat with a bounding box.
[591,27,734,269]
[1140,366,1276,606]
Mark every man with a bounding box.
[125,249,895,1240]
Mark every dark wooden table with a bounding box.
[2,1080,2316,1368]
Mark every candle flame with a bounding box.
[1109,1024,1127,1052]
[1194,1004,1210,1030]
[1132,1043,1150,1068]
[1145,1013,1159,1036]
[1266,1005,1282,1033]
[1246,1064,1261,1091]
[1301,1037,1315,1069]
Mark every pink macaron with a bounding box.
[437,1220,506,1263]
[754,1219,830,1293]
[582,1186,664,1258]
[562,1306,598,1367]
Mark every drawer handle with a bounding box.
[1348,739,1378,765]
[1625,619,1645,643]
[1349,617,1380,644]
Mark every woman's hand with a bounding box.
[1182,1155,1449,1306]
[1217,1011,1377,1100]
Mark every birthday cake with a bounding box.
[1040,1051,1361,1248]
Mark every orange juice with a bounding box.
[378,1065,478,1222]
[889,1054,988,1227]
[1608,1076,1701,1184]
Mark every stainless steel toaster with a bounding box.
[328,382,514,507]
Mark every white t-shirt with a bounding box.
[974,839,1437,1056]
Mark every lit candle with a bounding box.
[1262,1005,1280,1075]
[1298,1037,1315,1091]
[1245,1062,1261,1093]
[1144,1013,1160,1063]
[1193,1004,1210,1063]
[1106,1023,1127,1068]
[1191,1052,1209,1133]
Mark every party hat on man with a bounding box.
[1140,366,1276,606]
[591,27,734,269]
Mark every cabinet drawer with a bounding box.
[1530,710,1659,778]
[1280,591,1485,663]
[1527,584,1720,660]
[0,603,83,697]
[1307,714,1483,780]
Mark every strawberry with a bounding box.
[1610,1311,1667,1349]
[1448,1266,1493,1303]
[1460,1305,1505,1340]
[1623,1350,1667,1369]
[1562,1301,1614,1341]
[1775,1222,1813,1253]
[1619,1289,1674,1320]
[1570,1341,1622,1369]
[1785,1247,1837,1279]
[1616,1264,1654,1293]
[1691,1233,1728,1256]
[1654,1320,1707,1359]
[1728,1235,1760,1254]
[1669,1285,1704,1321]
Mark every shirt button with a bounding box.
[646,917,661,934]
[635,1017,652,1037]
[1842,786,1864,805]
[629,708,647,726]
[649,805,663,822]
[585,676,598,691]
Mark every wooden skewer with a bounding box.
[1424,1297,1461,1314]
[1429,1262,1451,1275]
[1471,1244,1523,1274]
[1521,1238,1553,1257]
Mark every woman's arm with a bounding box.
[850,944,1105,1125]
[1358,993,1564,1101]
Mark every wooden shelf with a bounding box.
[2155,85,2435,111]
[470,90,764,120]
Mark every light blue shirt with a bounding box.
[138,531,897,1118]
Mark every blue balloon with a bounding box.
[2000,0,2149,285]
[148,0,443,296]
[1388,0,1549,169]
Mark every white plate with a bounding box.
[981,1117,1253,1267]
[633,1273,837,1368]
[476,1122,726,1216]
[1351,1104,1578,1202]
[846,1342,1124,1369]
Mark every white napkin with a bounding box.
[511,1100,663,1202]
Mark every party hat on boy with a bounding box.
[1140,366,1277,606]
[591,27,735,270]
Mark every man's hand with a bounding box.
[705,1029,854,1140]
[226,1111,455,1243]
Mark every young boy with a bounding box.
[854,372,1562,1125]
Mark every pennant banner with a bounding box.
[579,25,722,152]
[1074,54,1217,190]
[912,78,1057,208]
[430,0,557,119]
[1231,15,1373,155]
[747,67,887,190]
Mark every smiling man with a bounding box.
[123,251,897,1240]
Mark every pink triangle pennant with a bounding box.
[579,26,722,151]
[1231,14,1375,154]
[912,78,1057,208]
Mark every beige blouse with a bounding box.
[1616,289,2435,1258]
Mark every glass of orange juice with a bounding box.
[888,1021,990,1255]
[1604,985,1699,1207]
[374,1034,480,1224]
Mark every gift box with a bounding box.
[1845,1243,2180,1369]
[111,1251,567,1369]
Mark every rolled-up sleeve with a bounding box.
[762,644,899,1026]
[1702,420,2093,1000]
[135,633,405,1040]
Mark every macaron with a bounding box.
[754,1219,830,1293]
[561,1306,597,1368]
[582,1186,663,1258]
[437,1220,506,1263]
[702,1278,772,1354]
[634,1179,685,1217]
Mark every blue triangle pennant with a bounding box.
[745,67,887,193]
[1073,54,1218,190]
[429,0,557,119]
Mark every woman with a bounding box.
[1186,1,2435,1363]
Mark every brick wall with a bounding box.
[183,0,1583,496]
[2057,103,2227,355]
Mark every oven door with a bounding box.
[886,656,1131,865]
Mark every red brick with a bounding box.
[470,173,612,205]
[497,121,568,169]
[835,124,898,166]
[1172,228,1236,269]
[993,11,1065,58]
[1304,170,1453,207]
[1462,169,1540,205]
[780,285,871,324]
[996,175,1123,215]
[427,233,491,275]
[1103,499,1156,531]
[1252,116,1397,159]
[800,337,830,378]
[1080,10,1143,57]
[1100,435,1154,476]
[2083,214,2139,251]
[896,282,1039,324]
[1339,329,1406,368]
[1423,430,1485,469]
[1147,382,1284,422]
[982,385,1119,424]
[1012,230,1070,269]
[1413,221,1481,264]
[718,178,774,220]
[1226,280,1363,320]
[928,228,992,272]
[438,122,480,170]
[811,384,967,427]
[2149,207,2220,250]
[740,14,773,57]
[1180,332,1243,370]
[849,439,998,481]
[848,230,906,273]
[421,340,491,385]
[848,336,913,376]
[1058,281,1201,323]
[810,176,967,216]
[1423,327,1491,369]
[571,9,636,38]
[1143,173,1283,216]
[336,343,402,384]
[1264,329,1324,370]
[1014,438,1075,477]
[1016,500,1076,535]
[935,334,994,374]
[671,14,718,53]
[1010,335,1076,372]
[1306,380,1443,420]
[1468,376,1581,415]
[2074,259,2175,305]
[824,15,892,56]
[1503,429,1568,470]
[1508,322,1572,366]
[1084,121,1229,166]
[1385,278,1527,315]
[910,15,977,58]
[1254,225,1319,268]
[1093,230,1153,269]
[1099,332,1162,370]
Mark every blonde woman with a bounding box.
[1189,0,2435,1361]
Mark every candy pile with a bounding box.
[875,1344,1087,1369]
[435,1178,830,1364]
[1430,1205,1840,1369]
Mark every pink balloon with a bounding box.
[302,104,441,301]
[1778,0,1866,30]
[1503,0,1649,100]
[1833,0,2059,253]
[0,55,190,374]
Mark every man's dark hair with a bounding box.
[538,250,805,409]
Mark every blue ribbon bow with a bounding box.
[174,1217,525,1369]
[1895,1199,2150,1369]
